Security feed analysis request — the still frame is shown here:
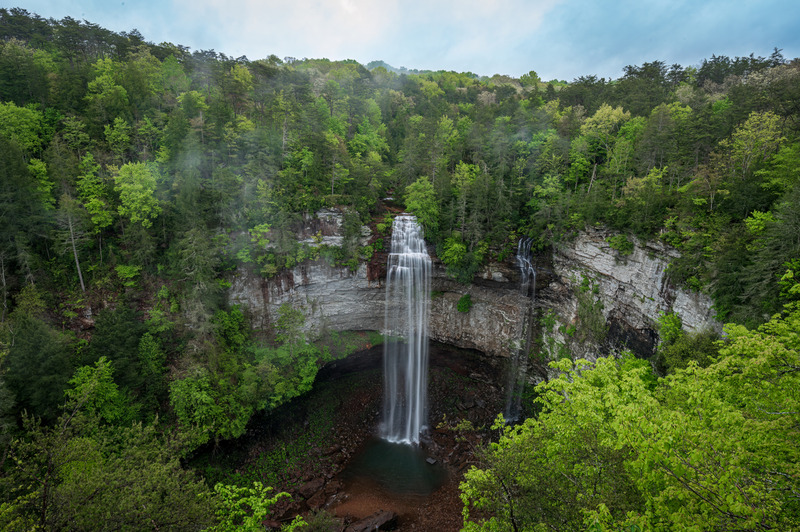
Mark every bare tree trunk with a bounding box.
[282,114,289,158]
[587,163,598,192]
[0,254,7,322]
[67,212,86,292]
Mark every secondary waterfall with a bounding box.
[504,237,536,422]
[381,215,432,445]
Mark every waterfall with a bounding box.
[504,237,536,422]
[381,215,432,445]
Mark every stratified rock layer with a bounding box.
[540,227,720,359]
[229,210,720,360]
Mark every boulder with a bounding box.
[298,478,325,499]
[306,489,327,510]
[344,510,398,532]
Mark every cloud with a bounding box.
[515,0,800,81]
[171,0,402,60]
[16,0,800,80]
[169,0,564,72]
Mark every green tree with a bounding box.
[452,161,479,233]
[720,110,784,180]
[404,175,439,238]
[580,103,631,171]
[0,101,44,155]
[619,166,667,235]
[3,311,73,421]
[104,116,132,162]
[440,233,487,284]
[84,56,130,126]
[225,63,254,117]
[0,38,52,105]
[76,152,114,235]
[26,157,54,209]
[1,399,215,531]
[461,357,648,531]
[60,116,91,155]
[207,481,289,531]
[113,161,161,228]
[0,136,47,320]
[464,285,800,530]
[64,356,132,424]
[275,303,306,361]
[429,115,456,187]
[85,304,147,400]
[169,368,243,446]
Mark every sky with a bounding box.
[11,0,800,81]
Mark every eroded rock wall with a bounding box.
[228,210,719,361]
[229,261,386,336]
[229,256,528,358]
[539,227,720,360]
[430,261,528,357]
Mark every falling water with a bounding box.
[504,237,536,422]
[381,215,432,445]
[516,237,537,301]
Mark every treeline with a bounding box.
[0,7,799,529]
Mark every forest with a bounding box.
[0,6,798,530]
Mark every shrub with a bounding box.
[457,293,472,313]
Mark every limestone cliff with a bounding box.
[229,210,719,361]
[538,227,720,360]
[228,256,528,358]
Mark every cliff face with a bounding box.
[229,261,386,335]
[430,261,528,358]
[229,256,528,358]
[229,211,719,361]
[538,228,720,360]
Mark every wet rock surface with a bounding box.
[199,341,505,531]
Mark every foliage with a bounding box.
[169,305,326,448]
[655,310,682,345]
[64,356,133,424]
[113,161,161,228]
[0,364,216,531]
[440,234,488,284]
[461,358,648,531]
[404,175,439,238]
[0,101,44,154]
[3,313,73,421]
[207,481,290,531]
[457,293,473,313]
[0,12,799,529]
[605,234,634,256]
[462,278,800,529]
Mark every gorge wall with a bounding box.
[539,228,721,361]
[229,211,720,362]
[228,257,529,358]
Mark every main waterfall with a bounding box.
[381,215,431,445]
